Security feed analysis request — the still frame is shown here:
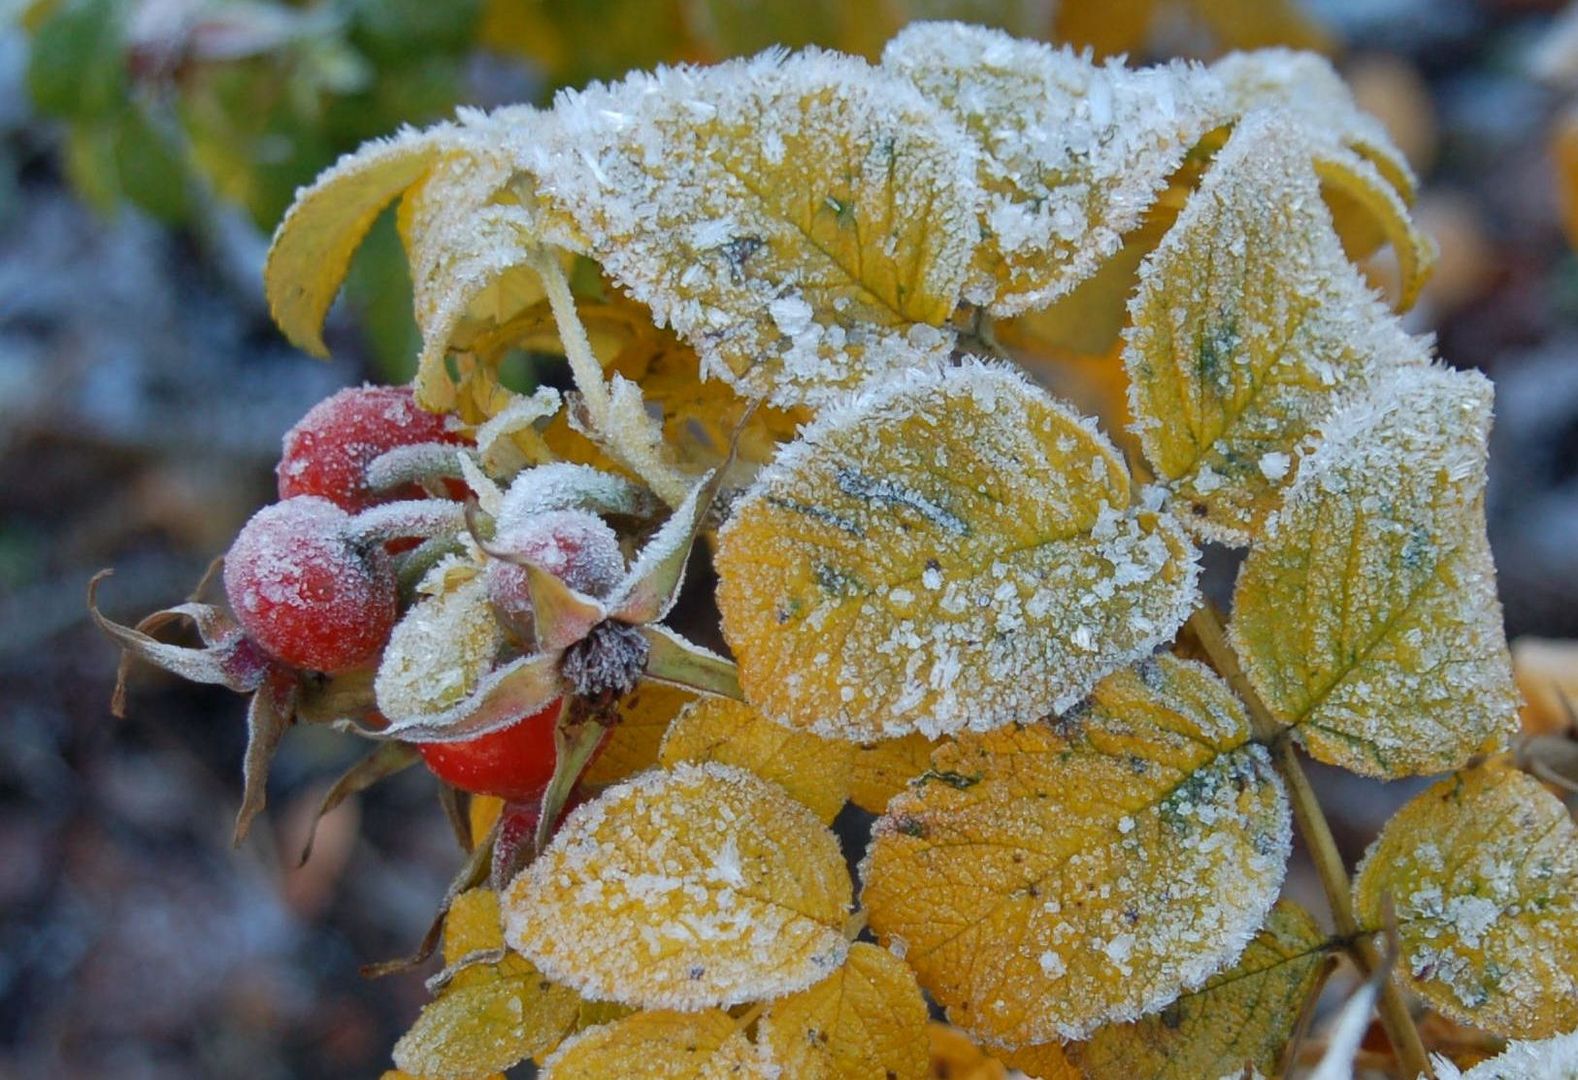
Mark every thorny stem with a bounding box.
[1187,604,1432,1080]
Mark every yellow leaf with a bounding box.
[1314,149,1437,312]
[759,941,930,1080]
[882,23,1228,316]
[1512,637,1578,737]
[541,1009,774,1080]
[658,697,853,824]
[581,681,695,788]
[926,1024,1013,1079]
[1353,762,1578,1039]
[715,361,1199,741]
[1053,0,1156,59]
[848,733,943,815]
[1230,366,1519,778]
[861,655,1291,1047]
[1123,110,1428,542]
[503,762,852,1010]
[1031,900,1334,1079]
[535,51,979,407]
[265,127,452,357]
[997,1041,1080,1080]
[394,906,585,1080]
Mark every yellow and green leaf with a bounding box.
[862,656,1291,1047]
[533,50,979,407]
[882,22,1228,316]
[1123,110,1428,541]
[1231,365,1519,778]
[1354,762,1578,1040]
[848,733,944,814]
[716,361,1198,741]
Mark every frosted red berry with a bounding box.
[418,698,586,800]
[485,510,626,621]
[277,385,465,512]
[223,496,397,673]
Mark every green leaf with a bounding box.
[27,0,124,120]
[1231,365,1519,778]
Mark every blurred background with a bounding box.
[2,1,1576,1076]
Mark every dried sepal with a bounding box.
[716,361,1198,740]
[234,674,296,845]
[503,762,852,1011]
[862,656,1291,1047]
[297,741,421,866]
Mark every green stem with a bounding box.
[1188,605,1432,1080]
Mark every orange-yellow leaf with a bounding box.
[862,655,1290,1047]
[848,733,943,814]
[659,697,853,823]
[759,942,930,1080]
[1353,762,1578,1040]
[503,762,852,1010]
[541,1009,774,1079]
[716,362,1198,741]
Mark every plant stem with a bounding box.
[1187,604,1432,1080]
[533,249,614,431]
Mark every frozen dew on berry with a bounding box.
[223,495,397,673]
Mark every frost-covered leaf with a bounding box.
[1212,49,1414,203]
[1354,763,1578,1040]
[1031,900,1334,1080]
[1436,1027,1578,1079]
[716,361,1199,741]
[541,1009,774,1079]
[393,888,586,1079]
[397,121,551,411]
[1231,366,1518,777]
[1123,110,1427,542]
[1314,148,1436,312]
[758,941,930,1080]
[881,22,1228,316]
[659,698,853,824]
[581,682,695,788]
[265,126,452,357]
[862,656,1291,1046]
[503,762,852,1010]
[534,50,980,407]
[848,733,944,814]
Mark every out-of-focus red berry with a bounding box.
[277,385,466,512]
[223,496,397,673]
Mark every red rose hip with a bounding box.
[223,496,397,672]
[417,698,574,800]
